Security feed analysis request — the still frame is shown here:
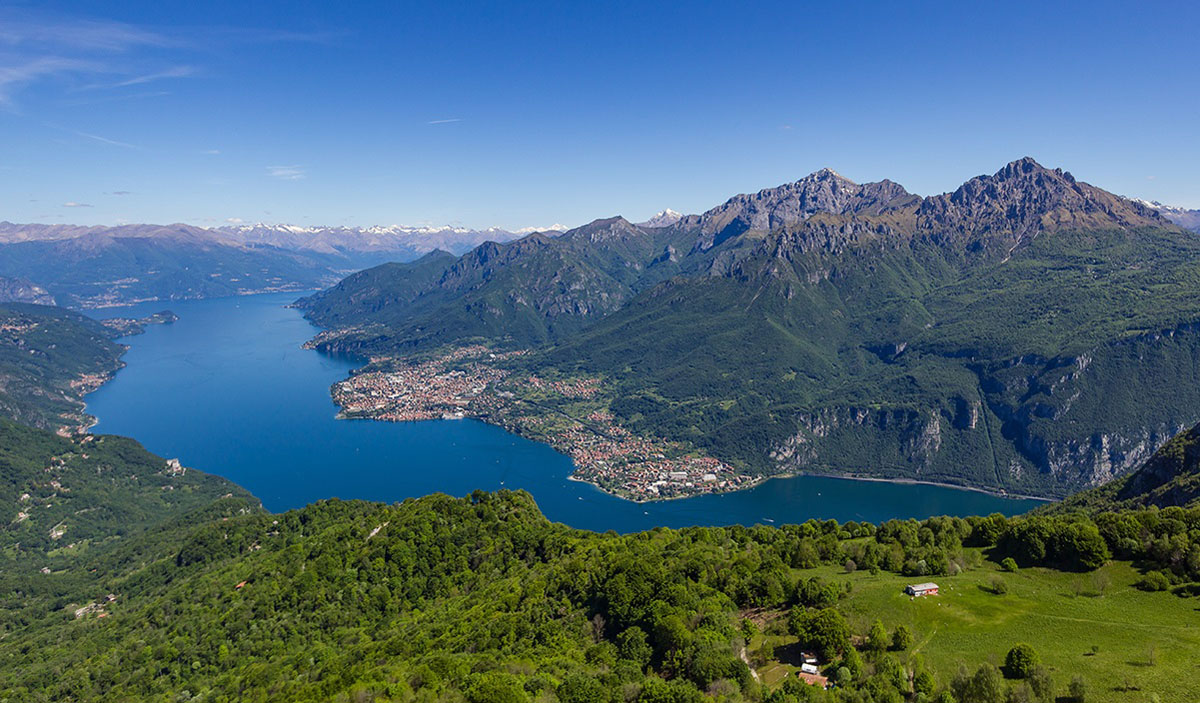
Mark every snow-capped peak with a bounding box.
[636,209,683,228]
[515,224,570,234]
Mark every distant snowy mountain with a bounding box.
[514,224,570,234]
[1133,200,1200,233]
[636,209,683,228]
[217,223,526,257]
[0,220,535,309]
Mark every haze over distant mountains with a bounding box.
[299,157,1200,499]
[0,221,556,308]
[1134,200,1200,232]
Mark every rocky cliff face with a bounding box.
[769,321,1200,497]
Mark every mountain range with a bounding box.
[297,157,1200,498]
[0,221,547,308]
[1136,200,1200,232]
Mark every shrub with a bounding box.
[1136,571,1171,592]
[1004,644,1040,679]
[1068,675,1088,702]
[1001,557,1018,572]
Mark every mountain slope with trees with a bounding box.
[297,159,1200,498]
[2,485,1198,702]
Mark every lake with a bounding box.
[86,292,1044,531]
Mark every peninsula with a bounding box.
[324,344,758,501]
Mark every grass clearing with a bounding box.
[750,555,1200,702]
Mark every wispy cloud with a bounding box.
[0,9,344,107]
[202,149,221,155]
[62,201,92,207]
[267,165,305,180]
[109,190,132,195]
[0,14,175,52]
[86,64,195,89]
[226,217,244,223]
[0,57,97,104]
[427,118,462,125]
[70,128,139,149]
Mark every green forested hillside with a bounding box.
[2,485,1199,702]
[0,304,129,431]
[297,160,1200,498]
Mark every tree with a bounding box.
[867,620,889,653]
[558,674,608,703]
[637,677,702,703]
[465,672,529,703]
[1068,675,1087,702]
[788,607,851,660]
[913,669,935,696]
[1000,557,1018,573]
[891,625,914,651]
[1028,666,1054,703]
[618,626,653,668]
[1004,644,1039,679]
[835,667,853,687]
[953,664,1004,703]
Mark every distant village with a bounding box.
[330,346,756,501]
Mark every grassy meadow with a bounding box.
[750,555,1199,702]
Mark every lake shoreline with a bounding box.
[789,471,1056,503]
[316,339,1056,507]
[83,292,1045,528]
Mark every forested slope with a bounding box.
[3,486,1199,702]
[0,304,129,431]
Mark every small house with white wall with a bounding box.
[905,582,939,597]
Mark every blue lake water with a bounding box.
[86,292,1044,531]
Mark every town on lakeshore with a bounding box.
[330,345,758,501]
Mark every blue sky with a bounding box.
[2,1,1197,229]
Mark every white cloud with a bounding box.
[225,217,244,223]
[202,149,221,155]
[427,118,461,125]
[267,165,305,180]
[62,201,92,207]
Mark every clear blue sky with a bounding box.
[2,1,1197,229]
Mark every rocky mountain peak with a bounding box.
[693,168,917,251]
[918,157,1165,243]
[636,209,684,228]
[562,216,648,244]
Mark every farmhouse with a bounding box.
[905,582,939,597]
[796,670,830,688]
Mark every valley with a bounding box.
[3,3,1198,701]
[298,159,1200,502]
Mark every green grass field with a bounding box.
[750,554,1200,702]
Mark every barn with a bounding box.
[905,582,939,597]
